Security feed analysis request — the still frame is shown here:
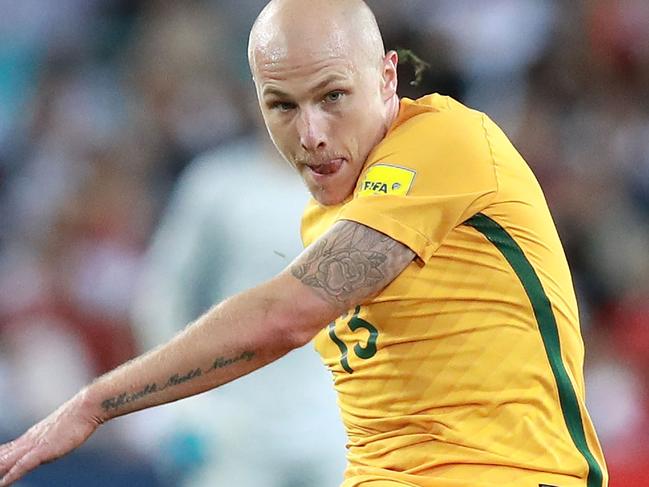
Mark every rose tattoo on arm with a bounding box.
[291,220,415,307]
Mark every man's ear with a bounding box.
[381,50,399,100]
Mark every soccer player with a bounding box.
[0,0,608,486]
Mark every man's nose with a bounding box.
[297,107,327,152]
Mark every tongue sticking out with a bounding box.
[311,159,343,175]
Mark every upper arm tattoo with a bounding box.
[290,220,415,307]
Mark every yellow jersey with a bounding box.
[300,94,607,487]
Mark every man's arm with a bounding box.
[290,219,415,308]
[0,220,414,486]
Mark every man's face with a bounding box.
[253,47,390,206]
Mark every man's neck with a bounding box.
[383,95,401,135]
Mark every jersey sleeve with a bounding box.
[337,108,498,262]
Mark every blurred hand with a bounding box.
[0,391,102,486]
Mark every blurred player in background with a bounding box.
[131,132,346,487]
[0,1,607,486]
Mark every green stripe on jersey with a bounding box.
[464,213,603,487]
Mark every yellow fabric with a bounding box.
[300,94,608,486]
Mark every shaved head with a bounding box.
[247,0,399,206]
[248,0,385,78]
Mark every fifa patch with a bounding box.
[358,164,416,197]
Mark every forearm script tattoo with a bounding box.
[100,350,255,412]
[291,220,415,305]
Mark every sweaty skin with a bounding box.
[249,0,401,206]
[0,2,415,485]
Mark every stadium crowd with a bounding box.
[0,1,647,485]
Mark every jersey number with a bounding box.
[328,306,379,374]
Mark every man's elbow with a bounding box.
[270,300,331,349]
[262,274,340,350]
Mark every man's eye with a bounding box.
[324,91,344,103]
[271,101,296,112]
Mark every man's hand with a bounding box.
[0,391,101,486]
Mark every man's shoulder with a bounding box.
[397,93,484,126]
[376,94,487,160]
[365,94,493,179]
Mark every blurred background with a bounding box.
[0,0,647,485]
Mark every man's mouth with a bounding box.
[308,158,345,176]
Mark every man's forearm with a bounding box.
[0,270,339,487]
[83,273,328,423]
[0,217,413,487]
